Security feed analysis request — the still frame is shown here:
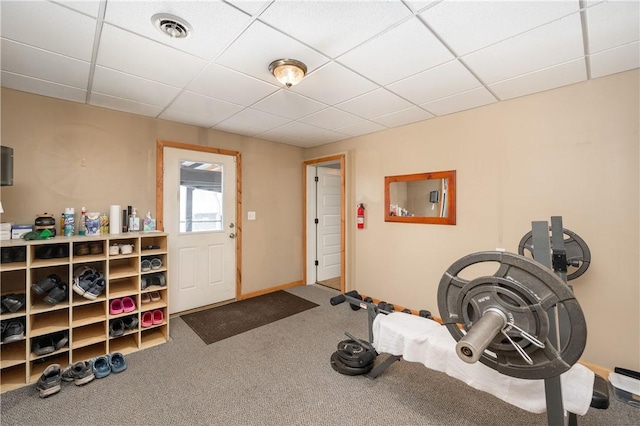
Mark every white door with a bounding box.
[316,166,341,281]
[163,147,236,314]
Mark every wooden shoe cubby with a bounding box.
[0,232,168,393]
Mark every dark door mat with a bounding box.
[180,290,319,345]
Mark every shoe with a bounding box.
[152,309,164,325]
[2,320,25,343]
[43,283,68,305]
[150,273,166,287]
[89,242,103,255]
[119,244,133,255]
[109,243,120,256]
[12,246,26,262]
[141,311,153,327]
[141,259,151,272]
[61,361,95,386]
[91,355,111,379]
[109,352,127,373]
[72,267,98,295]
[150,258,162,270]
[1,247,14,263]
[53,244,69,258]
[141,293,151,304]
[109,319,124,337]
[110,299,124,314]
[31,274,61,295]
[2,293,26,312]
[83,276,106,300]
[35,245,54,259]
[74,243,89,256]
[32,336,55,356]
[36,364,62,398]
[122,315,138,330]
[150,291,161,302]
[122,297,136,313]
[52,331,68,350]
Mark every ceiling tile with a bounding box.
[89,93,164,117]
[1,71,86,103]
[299,130,350,146]
[212,121,263,137]
[387,60,481,105]
[223,108,291,132]
[52,0,101,17]
[158,109,217,129]
[421,87,497,117]
[92,66,181,107]
[225,0,271,17]
[97,24,207,87]
[265,121,334,140]
[587,1,640,53]
[103,1,252,60]
[371,106,434,128]
[292,62,377,105]
[298,108,364,131]
[404,1,440,14]
[590,41,640,79]
[168,91,244,125]
[338,17,454,85]
[489,59,587,101]
[186,63,278,106]
[0,0,96,61]
[463,13,585,84]
[336,89,413,120]
[336,120,387,138]
[421,0,579,55]
[1,39,90,89]
[251,90,326,120]
[258,1,411,57]
[216,21,329,84]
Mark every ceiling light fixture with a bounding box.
[269,59,307,88]
[151,13,192,39]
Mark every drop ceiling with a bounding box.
[1,0,638,148]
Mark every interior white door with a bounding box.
[316,166,341,281]
[164,147,236,314]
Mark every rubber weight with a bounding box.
[336,340,375,368]
[330,351,374,376]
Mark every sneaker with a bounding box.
[122,315,138,330]
[2,320,25,343]
[52,331,69,351]
[83,277,106,300]
[62,361,95,386]
[1,293,26,312]
[109,319,124,337]
[109,352,127,374]
[72,269,100,296]
[36,364,62,398]
[31,274,61,295]
[91,355,111,379]
[12,246,26,262]
[32,336,55,356]
[1,247,14,263]
[43,283,68,305]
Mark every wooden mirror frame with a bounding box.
[384,170,456,225]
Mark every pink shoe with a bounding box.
[152,309,164,325]
[109,299,123,315]
[141,311,153,327]
[122,297,136,313]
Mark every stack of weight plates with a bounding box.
[35,213,56,237]
[330,339,376,376]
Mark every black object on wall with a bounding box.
[1,146,13,186]
[429,190,439,203]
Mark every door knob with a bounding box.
[229,233,236,239]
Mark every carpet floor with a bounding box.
[1,285,638,425]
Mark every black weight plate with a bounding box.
[336,339,375,367]
[330,351,373,376]
[349,293,363,311]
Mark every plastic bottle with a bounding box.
[129,208,140,232]
[64,208,75,236]
[78,207,87,236]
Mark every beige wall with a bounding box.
[307,70,640,371]
[0,88,305,295]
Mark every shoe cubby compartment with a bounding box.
[141,288,167,310]
[140,236,167,254]
[107,238,138,258]
[72,301,106,327]
[109,257,139,280]
[1,339,27,368]
[141,253,166,274]
[29,308,69,337]
[109,332,139,355]
[30,265,71,313]
[108,276,138,299]
[72,341,106,363]
[29,352,69,383]
[140,324,168,349]
[1,270,27,317]
[1,243,28,271]
[72,240,106,263]
[30,242,71,268]
[1,363,27,393]
[72,321,106,349]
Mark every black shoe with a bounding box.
[35,245,54,259]
[1,247,14,263]
[13,246,26,262]
[31,274,61,295]
[32,336,55,356]
[43,283,68,305]
[1,293,25,312]
[2,319,25,343]
[53,244,68,258]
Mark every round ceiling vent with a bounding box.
[151,13,192,39]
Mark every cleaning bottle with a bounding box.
[78,207,87,236]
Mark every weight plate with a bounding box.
[518,228,591,280]
[336,340,375,368]
[349,293,363,311]
[330,351,373,376]
[438,251,587,380]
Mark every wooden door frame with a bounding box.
[303,154,345,293]
[156,139,242,300]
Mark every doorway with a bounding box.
[156,140,241,314]
[304,154,345,292]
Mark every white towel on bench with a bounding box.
[372,312,594,415]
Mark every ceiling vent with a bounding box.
[151,13,192,39]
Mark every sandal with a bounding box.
[150,258,162,270]
[141,259,151,272]
[150,291,161,302]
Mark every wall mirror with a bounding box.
[384,170,456,225]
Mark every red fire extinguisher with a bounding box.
[357,203,365,229]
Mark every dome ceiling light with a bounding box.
[268,59,307,88]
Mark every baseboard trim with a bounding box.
[240,280,305,300]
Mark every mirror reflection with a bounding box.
[385,170,456,225]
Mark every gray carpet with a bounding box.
[1,285,639,425]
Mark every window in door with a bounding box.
[179,160,224,233]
